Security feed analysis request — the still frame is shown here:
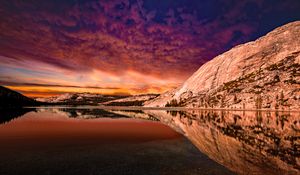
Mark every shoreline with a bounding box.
[24,105,300,113]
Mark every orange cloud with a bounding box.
[1,0,299,97]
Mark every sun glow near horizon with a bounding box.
[1,0,300,98]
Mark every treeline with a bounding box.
[105,100,145,106]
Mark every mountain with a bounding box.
[0,86,38,108]
[145,21,300,110]
[35,93,127,105]
[36,92,159,106]
[101,94,159,106]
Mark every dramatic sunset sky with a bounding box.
[1,0,300,97]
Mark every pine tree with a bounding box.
[255,95,262,109]
[234,94,237,103]
[280,91,284,105]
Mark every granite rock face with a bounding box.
[145,21,300,110]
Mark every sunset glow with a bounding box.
[1,0,300,97]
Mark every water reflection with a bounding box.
[0,108,158,124]
[0,108,36,124]
[0,107,234,175]
[1,107,298,175]
[38,108,131,119]
[140,110,300,175]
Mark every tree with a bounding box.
[165,101,170,107]
[255,95,262,109]
[165,99,179,107]
[234,94,237,103]
[220,95,225,108]
[280,91,284,105]
[274,75,280,82]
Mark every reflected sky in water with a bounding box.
[0,107,234,175]
[0,107,299,175]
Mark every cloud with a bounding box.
[0,81,120,90]
[0,0,300,96]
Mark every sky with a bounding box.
[0,0,300,97]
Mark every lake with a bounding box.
[0,107,299,175]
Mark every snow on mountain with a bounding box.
[101,94,159,106]
[35,93,110,104]
[35,92,158,106]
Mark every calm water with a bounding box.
[0,107,299,175]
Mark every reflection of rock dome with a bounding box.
[145,110,300,175]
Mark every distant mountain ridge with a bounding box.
[145,21,300,110]
[100,94,159,106]
[35,93,127,105]
[36,92,159,106]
